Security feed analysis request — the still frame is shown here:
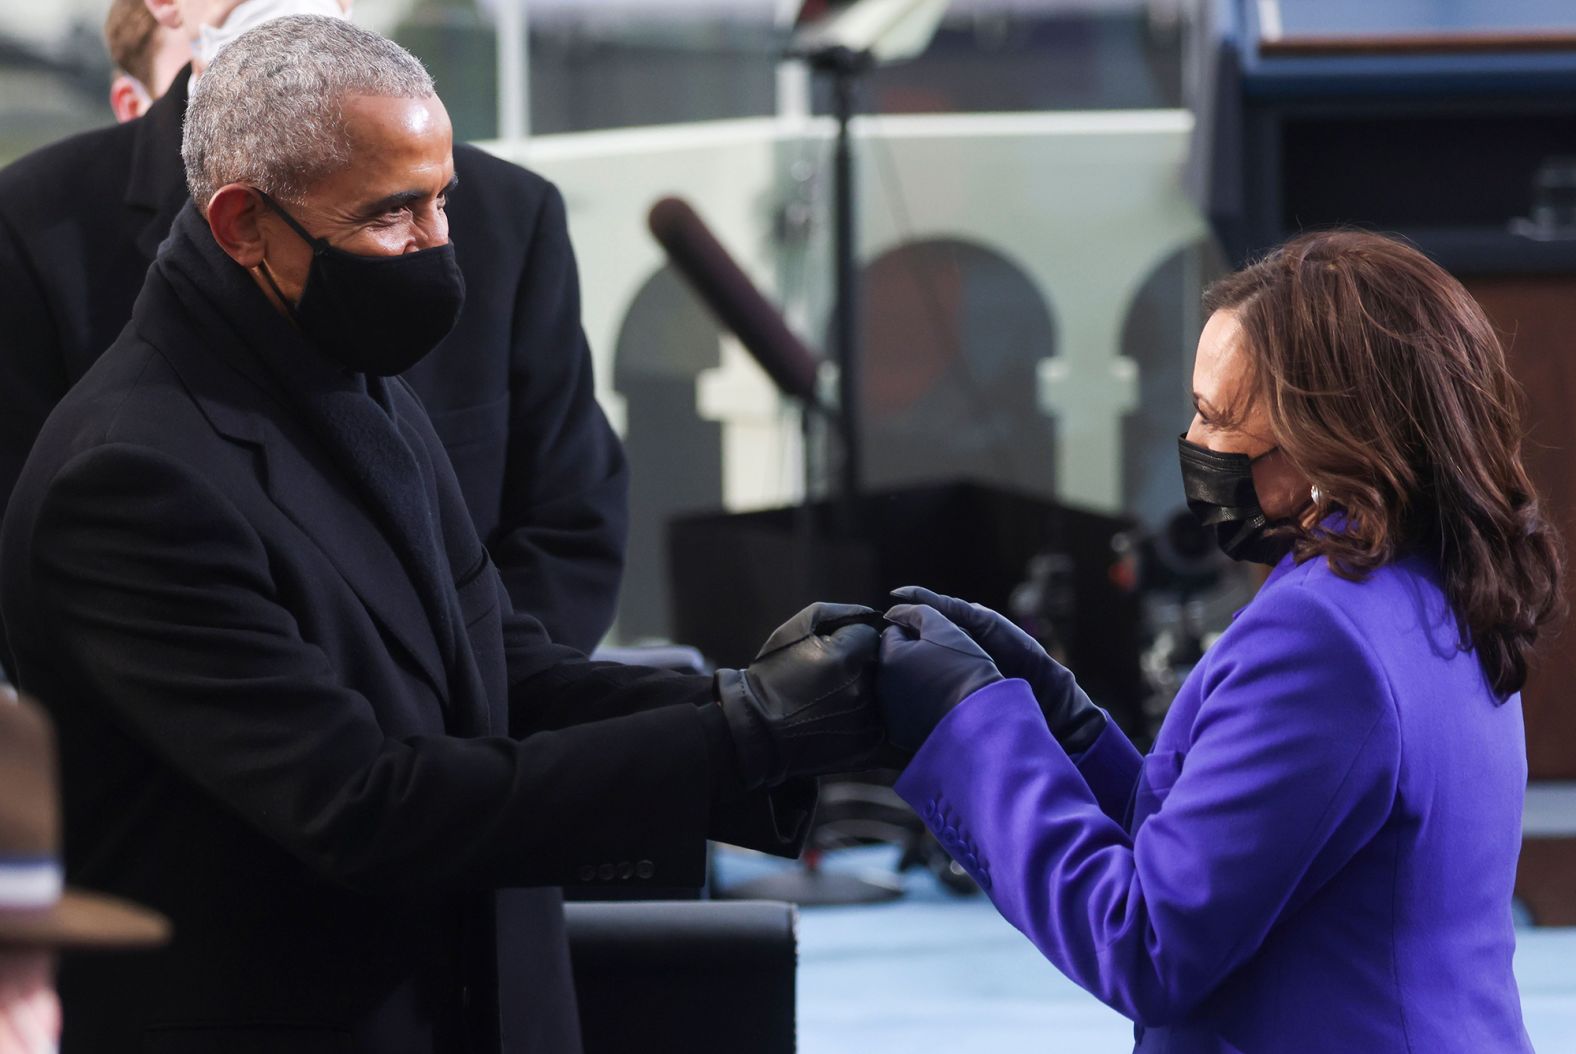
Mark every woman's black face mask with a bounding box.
[254,190,465,376]
[1177,434,1295,566]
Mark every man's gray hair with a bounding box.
[182,15,435,209]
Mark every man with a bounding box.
[104,0,191,123]
[0,0,623,669]
[0,17,884,1052]
[0,693,168,1054]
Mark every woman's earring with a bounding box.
[1310,484,1324,505]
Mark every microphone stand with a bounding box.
[812,44,872,535]
[784,0,948,532]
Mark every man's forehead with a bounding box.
[299,96,453,214]
[334,94,451,155]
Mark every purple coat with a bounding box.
[896,552,1533,1052]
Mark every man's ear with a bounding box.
[206,185,268,268]
[109,75,150,124]
[144,0,183,31]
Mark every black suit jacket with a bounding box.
[0,204,812,1053]
[0,66,625,656]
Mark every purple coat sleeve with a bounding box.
[1071,712,1144,825]
[894,593,1401,1024]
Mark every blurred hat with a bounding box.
[0,692,169,949]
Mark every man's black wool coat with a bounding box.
[0,202,813,1053]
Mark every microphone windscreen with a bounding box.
[647,196,821,405]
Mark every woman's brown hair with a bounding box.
[1204,230,1563,697]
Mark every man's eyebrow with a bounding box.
[356,176,460,219]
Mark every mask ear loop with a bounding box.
[255,257,297,320]
[252,188,331,255]
[250,188,323,321]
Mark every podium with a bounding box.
[1191,0,1576,922]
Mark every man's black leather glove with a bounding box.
[715,603,884,789]
[878,603,1004,755]
[890,585,1106,754]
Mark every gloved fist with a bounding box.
[890,585,1106,753]
[715,602,885,789]
[878,603,1004,755]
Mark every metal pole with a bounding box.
[496,0,529,141]
[831,57,861,510]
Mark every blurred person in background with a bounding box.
[0,691,168,1054]
[0,0,627,684]
[875,230,1561,1053]
[104,0,191,123]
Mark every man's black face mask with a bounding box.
[254,190,465,376]
[1177,434,1295,566]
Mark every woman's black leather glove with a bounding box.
[878,603,1004,754]
[890,585,1106,754]
[714,603,884,789]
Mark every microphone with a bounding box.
[647,196,824,409]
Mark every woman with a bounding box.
[877,230,1562,1052]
